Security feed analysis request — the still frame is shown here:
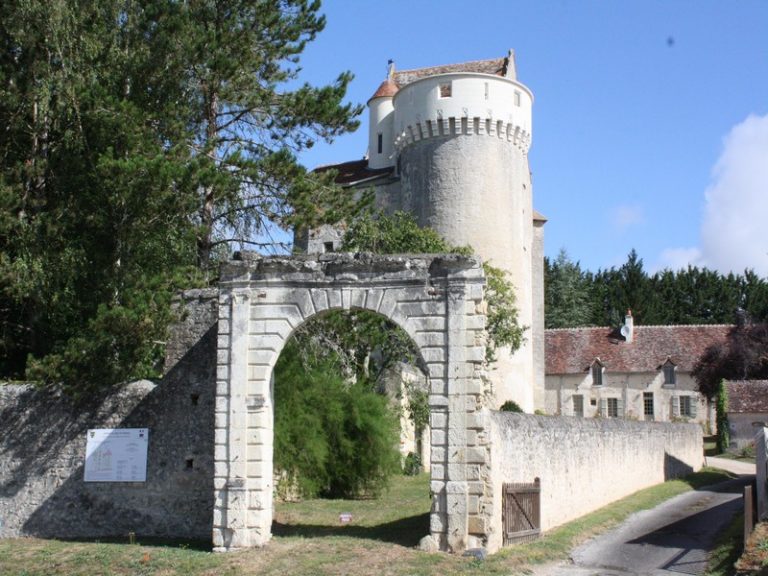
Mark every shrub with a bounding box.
[500,400,524,413]
[716,380,730,453]
[273,339,401,499]
[402,452,422,476]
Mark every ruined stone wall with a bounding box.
[0,290,218,540]
[488,412,703,550]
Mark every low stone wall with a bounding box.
[488,412,703,550]
[0,290,218,541]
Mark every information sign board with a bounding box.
[84,428,149,482]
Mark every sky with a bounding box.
[293,0,768,275]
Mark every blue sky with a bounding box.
[294,0,768,275]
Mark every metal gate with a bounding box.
[502,478,541,545]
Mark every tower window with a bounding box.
[484,82,489,100]
[323,242,334,253]
[439,82,452,98]
[377,133,383,154]
[514,90,521,106]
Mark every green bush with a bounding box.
[273,340,401,499]
[402,452,422,476]
[716,380,730,453]
[500,400,524,413]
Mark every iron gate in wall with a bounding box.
[502,478,541,545]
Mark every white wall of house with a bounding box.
[544,370,709,428]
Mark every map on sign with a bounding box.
[84,428,149,482]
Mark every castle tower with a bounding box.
[389,52,536,410]
[367,63,398,170]
[298,52,542,411]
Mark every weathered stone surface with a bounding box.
[485,411,703,552]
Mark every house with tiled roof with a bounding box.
[725,380,768,449]
[295,51,545,413]
[545,311,731,427]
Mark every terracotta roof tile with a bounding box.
[545,325,732,374]
[726,380,768,413]
[394,57,507,86]
[369,79,399,102]
[314,159,394,186]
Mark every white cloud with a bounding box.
[659,114,768,275]
[612,204,644,232]
[656,247,704,272]
[699,113,768,275]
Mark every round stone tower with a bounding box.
[388,60,535,410]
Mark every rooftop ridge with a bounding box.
[395,56,505,75]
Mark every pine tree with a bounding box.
[544,249,593,328]
[0,0,363,392]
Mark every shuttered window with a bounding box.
[599,397,622,418]
[573,395,584,417]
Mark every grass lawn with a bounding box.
[0,468,737,576]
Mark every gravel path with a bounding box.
[529,461,754,576]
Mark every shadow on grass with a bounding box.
[681,468,740,490]
[56,536,213,552]
[272,512,429,548]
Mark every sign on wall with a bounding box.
[84,428,149,482]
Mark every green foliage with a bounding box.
[544,249,593,328]
[483,262,525,361]
[500,400,524,413]
[291,308,418,383]
[342,209,468,255]
[716,380,730,453]
[404,383,430,434]
[0,0,363,392]
[343,210,524,360]
[545,247,768,329]
[273,339,401,499]
[401,452,422,476]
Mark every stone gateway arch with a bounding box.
[212,253,496,553]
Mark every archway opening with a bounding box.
[270,308,431,546]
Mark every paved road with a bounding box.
[532,460,754,576]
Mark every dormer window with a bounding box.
[662,359,676,386]
[591,360,604,387]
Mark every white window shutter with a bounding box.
[617,398,624,417]
[599,398,607,417]
[671,395,680,418]
[690,397,698,418]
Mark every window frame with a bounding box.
[643,392,654,421]
[591,361,604,387]
[662,360,677,387]
[573,394,584,418]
